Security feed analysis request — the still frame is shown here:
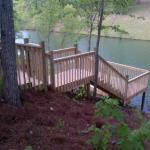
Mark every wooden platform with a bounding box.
[15,43,150,104]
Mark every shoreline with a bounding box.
[22,28,150,42]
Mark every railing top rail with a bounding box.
[53,51,95,63]
[16,43,41,49]
[99,56,127,80]
[128,71,150,83]
[108,61,148,73]
[47,47,75,54]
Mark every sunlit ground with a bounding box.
[100,2,150,40]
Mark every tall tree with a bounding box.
[93,0,104,99]
[0,0,21,106]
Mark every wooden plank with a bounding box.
[40,41,48,92]
[54,51,95,63]
[50,51,55,89]
[128,71,150,83]
[108,61,148,73]
[99,56,127,80]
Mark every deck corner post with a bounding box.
[40,41,48,92]
[141,92,146,111]
[24,38,32,79]
[24,38,29,44]
[93,47,99,99]
[50,51,55,90]
[74,43,79,69]
[74,42,78,54]
[125,75,129,100]
[92,48,96,56]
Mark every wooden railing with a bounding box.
[107,61,150,100]
[46,47,77,59]
[45,47,78,87]
[16,43,45,90]
[98,56,128,99]
[108,61,147,79]
[1,41,150,103]
[52,51,95,92]
[127,71,150,101]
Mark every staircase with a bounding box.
[12,42,149,104]
[93,56,150,103]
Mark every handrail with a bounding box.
[50,47,75,53]
[108,61,148,73]
[128,71,150,83]
[52,51,95,92]
[46,47,77,59]
[54,51,95,62]
[99,56,127,80]
[127,71,150,100]
[16,43,41,49]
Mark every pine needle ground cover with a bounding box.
[0,90,150,150]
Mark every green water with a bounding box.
[17,30,150,112]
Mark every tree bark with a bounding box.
[0,0,2,31]
[0,0,21,106]
[88,14,97,52]
[88,23,93,52]
[93,0,104,99]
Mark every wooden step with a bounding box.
[90,81,123,100]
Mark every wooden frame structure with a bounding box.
[4,41,149,105]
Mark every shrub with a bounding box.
[75,86,87,100]
[88,97,150,150]
[24,146,32,150]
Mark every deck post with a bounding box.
[124,75,129,104]
[50,51,55,90]
[74,43,79,69]
[24,38,32,88]
[24,38,29,44]
[40,41,48,92]
[141,92,146,111]
[93,47,98,99]
[86,83,91,99]
[74,43,78,54]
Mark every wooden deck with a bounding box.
[14,42,150,104]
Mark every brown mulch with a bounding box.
[0,90,94,150]
[0,90,150,150]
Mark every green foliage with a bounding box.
[75,86,87,99]
[95,98,123,121]
[14,0,134,50]
[112,0,134,14]
[88,126,112,150]
[24,146,32,150]
[88,97,150,150]
[132,108,145,122]
[117,121,150,150]
[61,4,84,46]
[34,0,61,37]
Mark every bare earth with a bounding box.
[95,2,150,40]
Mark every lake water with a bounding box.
[16,30,150,112]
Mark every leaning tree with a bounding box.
[0,0,21,106]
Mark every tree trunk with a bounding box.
[0,0,2,33]
[0,0,21,106]
[88,23,93,52]
[93,0,104,99]
[88,14,97,52]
